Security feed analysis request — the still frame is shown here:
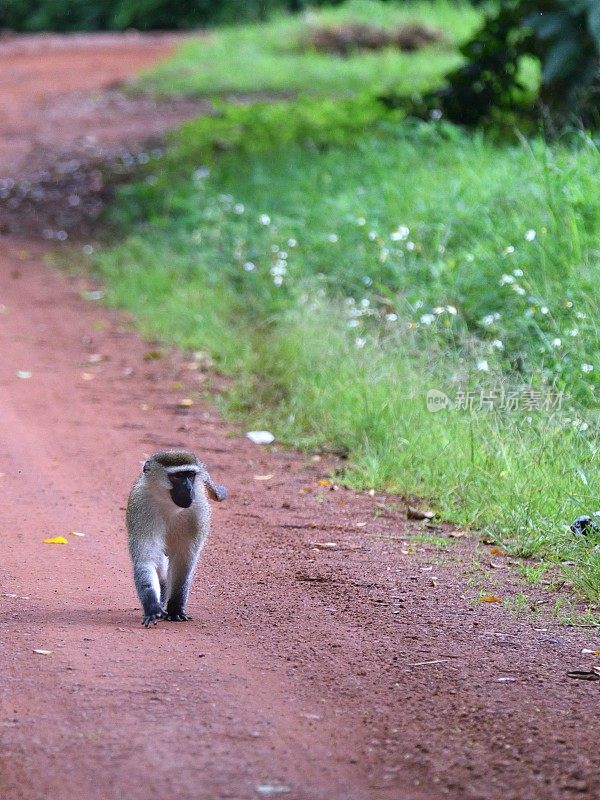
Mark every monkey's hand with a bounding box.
[142,608,166,627]
[165,611,193,622]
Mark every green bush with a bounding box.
[420,0,600,125]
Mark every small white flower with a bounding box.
[385,313,398,322]
[579,422,590,432]
[513,268,524,277]
[476,359,490,372]
[82,244,94,255]
[491,339,504,350]
[390,225,410,241]
[360,298,370,308]
[481,312,501,326]
[414,300,424,310]
[582,363,594,373]
[243,261,255,271]
[368,231,378,241]
[271,244,279,253]
[287,238,297,247]
[234,203,245,214]
[362,276,372,286]
[552,337,561,347]
[570,329,579,337]
[499,274,514,285]
[273,275,283,286]
[503,245,515,255]
[193,167,210,180]
[348,319,360,328]
[524,229,536,241]
[540,306,549,315]
[356,217,366,226]
[420,313,435,325]
[406,241,416,251]
[433,306,445,315]
[259,214,271,226]
[327,233,338,243]
[355,337,366,349]
[446,305,457,315]
[513,285,526,296]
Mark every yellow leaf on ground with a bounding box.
[43,536,69,545]
[179,398,194,407]
[479,594,501,603]
[317,479,331,487]
[33,649,52,655]
[68,531,85,537]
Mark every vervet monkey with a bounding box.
[126,450,227,627]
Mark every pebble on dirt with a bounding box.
[247,430,275,445]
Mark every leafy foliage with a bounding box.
[404,0,600,125]
[0,0,342,31]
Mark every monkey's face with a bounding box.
[168,470,197,509]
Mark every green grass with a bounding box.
[90,97,600,603]
[136,0,481,97]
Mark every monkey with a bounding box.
[126,450,227,627]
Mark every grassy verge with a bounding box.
[86,2,600,605]
[136,0,481,97]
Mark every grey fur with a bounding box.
[126,449,226,627]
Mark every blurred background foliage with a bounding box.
[2,0,599,125]
[0,0,344,31]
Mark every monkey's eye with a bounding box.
[168,470,196,486]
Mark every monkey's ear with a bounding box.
[201,470,227,502]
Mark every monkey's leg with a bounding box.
[157,553,169,607]
[164,548,200,622]
[133,552,166,627]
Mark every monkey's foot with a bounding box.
[141,609,166,627]
[165,611,192,622]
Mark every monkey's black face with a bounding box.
[168,471,196,509]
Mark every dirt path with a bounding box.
[1,35,600,800]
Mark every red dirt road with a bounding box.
[2,34,600,800]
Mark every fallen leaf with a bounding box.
[143,350,163,361]
[355,521,367,528]
[489,546,507,557]
[81,290,103,301]
[68,531,85,537]
[254,474,274,481]
[256,785,290,797]
[581,649,600,655]
[80,372,94,381]
[178,398,194,408]
[447,530,466,538]
[33,649,52,655]
[567,668,600,681]
[309,542,339,550]
[43,536,69,545]
[247,430,275,445]
[16,370,32,379]
[407,506,435,521]
[317,479,330,487]
[479,594,501,603]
